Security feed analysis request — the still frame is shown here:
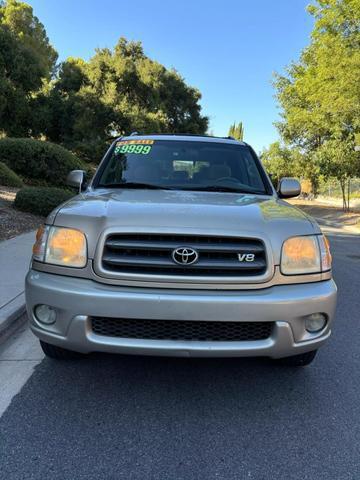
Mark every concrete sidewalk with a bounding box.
[0,231,35,338]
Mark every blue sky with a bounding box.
[27,0,314,153]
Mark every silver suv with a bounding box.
[26,134,337,366]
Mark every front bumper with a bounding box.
[25,270,337,358]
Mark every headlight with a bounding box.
[281,235,331,275]
[32,226,87,268]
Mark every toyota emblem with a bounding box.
[172,247,199,265]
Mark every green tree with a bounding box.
[261,142,297,186]
[0,0,57,79]
[316,138,360,210]
[0,23,40,135]
[36,37,208,162]
[261,142,322,194]
[85,38,208,135]
[0,0,57,135]
[31,57,115,162]
[274,0,360,148]
[228,121,244,140]
[273,0,360,208]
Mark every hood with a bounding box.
[50,189,319,262]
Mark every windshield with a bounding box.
[96,139,270,194]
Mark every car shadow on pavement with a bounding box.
[39,351,313,401]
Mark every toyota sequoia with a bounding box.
[26,134,337,366]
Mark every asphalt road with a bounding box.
[0,231,359,480]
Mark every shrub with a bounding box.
[0,162,24,188]
[14,187,74,217]
[0,138,85,187]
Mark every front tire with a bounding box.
[276,349,318,367]
[40,340,83,360]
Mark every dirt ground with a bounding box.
[289,198,360,231]
[0,185,43,241]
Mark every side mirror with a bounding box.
[278,177,301,198]
[66,170,86,192]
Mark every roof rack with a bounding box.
[125,133,241,140]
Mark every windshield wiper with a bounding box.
[180,185,266,194]
[98,182,174,190]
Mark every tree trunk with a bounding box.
[340,179,348,212]
[310,176,319,197]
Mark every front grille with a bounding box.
[101,234,267,277]
[91,317,273,342]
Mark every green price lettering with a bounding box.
[115,144,153,155]
[135,144,143,153]
[142,145,151,154]
[120,145,128,153]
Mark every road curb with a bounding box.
[0,293,26,342]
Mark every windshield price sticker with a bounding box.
[115,139,154,155]
[117,140,154,145]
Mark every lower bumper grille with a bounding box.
[91,317,273,342]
